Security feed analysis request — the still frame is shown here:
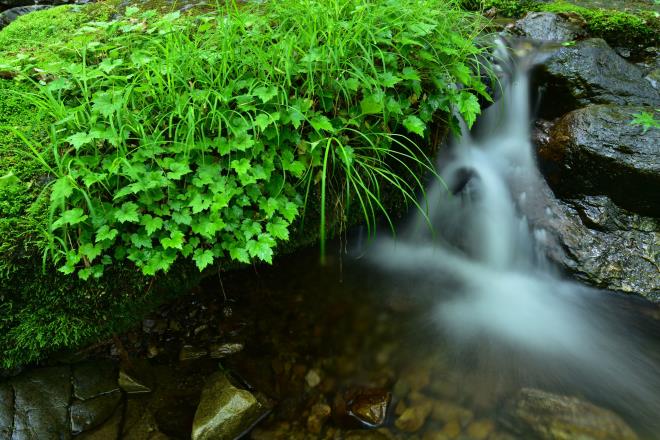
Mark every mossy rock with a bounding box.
[462,0,659,48]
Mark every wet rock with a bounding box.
[512,12,587,42]
[304,369,321,388]
[155,399,198,439]
[70,390,122,435]
[501,388,638,440]
[191,371,264,440]
[77,403,124,440]
[11,366,72,439]
[0,383,13,439]
[535,39,660,118]
[344,430,392,440]
[72,361,119,400]
[526,185,660,300]
[119,368,152,394]
[209,342,243,359]
[395,396,433,433]
[0,5,50,30]
[306,403,331,434]
[466,419,495,440]
[179,345,209,362]
[440,419,461,438]
[431,401,473,426]
[334,387,391,428]
[539,104,660,216]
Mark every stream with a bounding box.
[1,38,660,440]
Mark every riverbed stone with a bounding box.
[77,403,124,440]
[512,12,587,42]
[501,388,638,440]
[191,371,263,440]
[72,361,119,400]
[70,390,122,435]
[535,39,660,118]
[11,366,72,439]
[334,387,391,428]
[395,397,433,432]
[119,368,152,394]
[539,104,660,216]
[0,383,13,439]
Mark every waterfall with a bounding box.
[364,39,660,432]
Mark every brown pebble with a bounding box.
[441,419,462,439]
[466,419,495,440]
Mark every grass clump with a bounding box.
[20,0,488,280]
[0,0,489,368]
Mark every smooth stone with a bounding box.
[395,397,433,433]
[512,11,587,42]
[208,342,243,359]
[0,5,51,30]
[70,390,122,435]
[0,383,13,439]
[119,369,152,394]
[536,39,660,118]
[334,387,391,428]
[72,361,119,400]
[11,366,72,439]
[465,419,495,440]
[431,401,473,426]
[179,345,208,362]
[76,402,124,440]
[501,388,638,440]
[306,403,331,434]
[305,369,321,388]
[191,372,263,440]
[539,104,660,216]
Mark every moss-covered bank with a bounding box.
[0,1,488,369]
[463,0,659,48]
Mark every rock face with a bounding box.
[0,5,50,30]
[502,388,638,440]
[539,104,660,216]
[535,39,660,117]
[547,195,660,301]
[0,362,122,440]
[512,12,587,42]
[191,372,264,440]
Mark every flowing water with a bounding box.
[13,41,659,439]
[359,41,660,436]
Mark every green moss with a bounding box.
[462,0,659,47]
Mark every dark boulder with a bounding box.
[512,12,587,42]
[534,39,660,118]
[0,5,51,29]
[501,388,638,440]
[538,104,660,216]
[542,194,660,301]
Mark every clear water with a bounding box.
[358,41,660,437]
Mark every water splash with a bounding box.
[365,39,660,433]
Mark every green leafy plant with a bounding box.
[16,0,489,280]
[631,110,660,133]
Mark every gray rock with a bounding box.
[72,361,119,400]
[501,388,638,440]
[0,5,50,30]
[178,345,208,362]
[539,104,660,216]
[512,12,587,42]
[76,403,124,440]
[544,195,660,301]
[70,390,122,435]
[11,366,72,440]
[536,39,660,117]
[119,369,152,394]
[0,383,13,439]
[191,372,263,440]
